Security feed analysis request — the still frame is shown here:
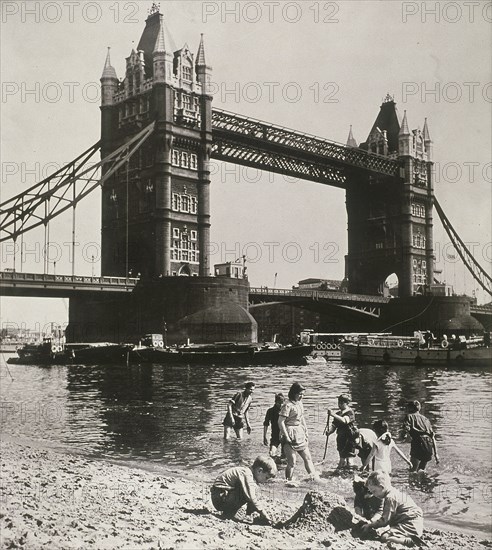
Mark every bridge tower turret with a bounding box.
[100,5,212,279]
[345,96,435,297]
[100,48,119,164]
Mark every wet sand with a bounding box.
[1,438,491,549]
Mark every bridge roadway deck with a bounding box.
[0,271,138,298]
[1,273,490,319]
[249,287,390,305]
[249,287,492,319]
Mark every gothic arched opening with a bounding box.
[178,264,191,276]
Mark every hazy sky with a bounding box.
[1,0,491,328]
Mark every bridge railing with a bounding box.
[0,271,139,287]
[470,304,492,313]
[249,287,390,304]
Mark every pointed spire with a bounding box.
[346,125,358,148]
[101,47,117,79]
[399,110,410,135]
[153,21,167,53]
[423,118,431,142]
[196,34,206,66]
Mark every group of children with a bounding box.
[213,382,440,546]
[324,395,439,475]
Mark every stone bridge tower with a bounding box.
[100,5,212,278]
[345,96,435,298]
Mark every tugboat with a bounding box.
[9,326,69,365]
[8,325,134,366]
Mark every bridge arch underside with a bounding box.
[249,299,382,343]
[351,261,402,299]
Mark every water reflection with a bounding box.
[0,358,490,534]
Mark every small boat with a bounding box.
[340,334,492,367]
[299,330,385,360]
[131,341,313,365]
[8,336,69,365]
[8,340,134,365]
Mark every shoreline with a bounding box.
[1,437,491,549]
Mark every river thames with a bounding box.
[1,357,490,536]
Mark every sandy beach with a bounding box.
[1,437,491,550]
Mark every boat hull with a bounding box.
[8,344,133,366]
[340,343,492,367]
[7,353,69,365]
[9,342,313,366]
[69,344,133,365]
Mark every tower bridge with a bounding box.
[1,6,490,343]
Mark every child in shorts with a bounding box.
[400,400,439,472]
[223,382,255,440]
[263,393,285,458]
[210,455,277,523]
[360,470,424,547]
[326,394,358,469]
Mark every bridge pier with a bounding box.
[67,276,257,345]
[248,295,484,342]
[379,295,483,336]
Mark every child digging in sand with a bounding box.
[210,455,277,524]
[360,470,424,547]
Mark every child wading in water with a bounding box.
[361,470,424,547]
[263,393,285,458]
[210,455,277,524]
[362,420,412,474]
[400,400,439,472]
[326,394,358,469]
[278,382,318,483]
[223,382,255,440]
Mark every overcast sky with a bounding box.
[1,0,491,329]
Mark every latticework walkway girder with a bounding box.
[0,123,155,243]
[211,137,347,187]
[211,108,401,183]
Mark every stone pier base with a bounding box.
[67,277,257,344]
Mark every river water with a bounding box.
[1,356,490,536]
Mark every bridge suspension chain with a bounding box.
[0,123,155,244]
[434,197,492,297]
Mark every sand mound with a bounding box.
[278,491,353,532]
